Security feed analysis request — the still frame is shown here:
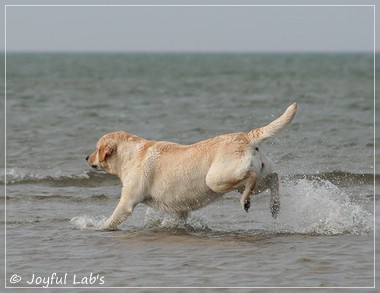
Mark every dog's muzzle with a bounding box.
[86,155,99,169]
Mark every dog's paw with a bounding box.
[100,221,119,231]
[270,201,280,219]
[100,225,118,231]
[244,200,251,213]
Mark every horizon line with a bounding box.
[3,50,376,54]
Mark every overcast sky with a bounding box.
[4,4,375,53]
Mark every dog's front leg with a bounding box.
[102,186,139,231]
[268,173,280,219]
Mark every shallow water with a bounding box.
[3,53,376,289]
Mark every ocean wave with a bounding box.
[284,170,375,187]
[3,168,376,187]
[4,168,119,186]
[6,193,110,203]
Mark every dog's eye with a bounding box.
[255,147,259,151]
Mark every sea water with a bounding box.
[3,53,376,289]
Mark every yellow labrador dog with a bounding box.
[86,103,297,230]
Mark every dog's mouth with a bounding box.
[91,164,106,171]
[90,164,108,173]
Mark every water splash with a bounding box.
[144,208,210,232]
[270,178,373,235]
[70,215,107,230]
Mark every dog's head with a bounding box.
[86,131,136,174]
[86,134,117,173]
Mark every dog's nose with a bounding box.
[91,165,98,169]
[86,155,89,161]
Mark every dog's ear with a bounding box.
[98,140,116,162]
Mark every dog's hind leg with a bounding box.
[239,172,257,213]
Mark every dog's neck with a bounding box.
[112,139,150,181]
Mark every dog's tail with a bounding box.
[247,102,297,145]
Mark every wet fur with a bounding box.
[86,103,297,230]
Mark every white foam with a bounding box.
[144,208,210,232]
[270,178,373,235]
[5,167,91,184]
[70,215,107,230]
